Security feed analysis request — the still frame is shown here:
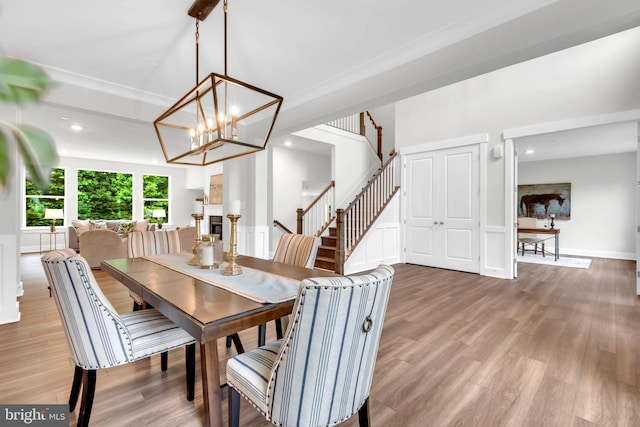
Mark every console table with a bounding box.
[39,231,66,253]
[517,227,560,261]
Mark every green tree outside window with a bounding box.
[143,175,169,224]
[25,167,65,227]
[77,170,133,220]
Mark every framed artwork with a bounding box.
[209,174,223,205]
[518,182,571,219]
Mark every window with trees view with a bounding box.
[77,170,133,220]
[25,168,65,227]
[143,175,169,224]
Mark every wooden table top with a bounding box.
[517,227,560,234]
[101,255,337,342]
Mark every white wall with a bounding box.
[20,156,194,253]
[272,145,331,233]
[294,125,381,208]
[396,27,640,276]
[0,144,22,324]
[519,152,636,259]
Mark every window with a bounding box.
[25,168,65,227]
[143,175,169,224]
[77,170,133,220]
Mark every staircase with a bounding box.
[279,110,398,274]
[314,227,338,271]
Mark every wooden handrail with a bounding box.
[344,152,397,213]
[302,181,335,216]
[297,181,335,236]
[273,220,293,234]
[327,111,383,161]
[335,152,399,271]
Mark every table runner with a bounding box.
[142,253,300,303]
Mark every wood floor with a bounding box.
[1,254,639,426]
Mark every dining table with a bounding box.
[101,253,337,427]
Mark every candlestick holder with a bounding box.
[188,213,204,266]
[223,214,242,276]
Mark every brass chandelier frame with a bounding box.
[154,0,283,166]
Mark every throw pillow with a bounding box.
[118,221,136,236]
[71,219,90,235]
[89,220,107,230]
[133,219,149,232]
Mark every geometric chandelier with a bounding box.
[154,0,283,166]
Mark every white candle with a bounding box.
[230,199,241,215]
[193,201,203,214]
[199,243,214,267]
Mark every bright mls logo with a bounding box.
[1,405,68,426]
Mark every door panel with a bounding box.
[405,145,479,273]
[405,155,437,265]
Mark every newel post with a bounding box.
[359,113,365,136]
[296,208,303,234]
[335,208,344,275]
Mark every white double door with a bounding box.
[404,144,480,273]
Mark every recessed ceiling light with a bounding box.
[61,116,69,121]
[70,124,83,131]
[284,140,292,146]
[526,149,534,154]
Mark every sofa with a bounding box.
[73,222,196,269]
[68,219,154,252]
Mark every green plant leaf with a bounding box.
[14,124,58,190]
[0,130,10,191]
[0,55,55,104]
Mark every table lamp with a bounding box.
[152,209,166,229]
[44,209,64,232]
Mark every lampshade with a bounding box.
[154,0,283,166]
[152,209,166,218]
[44,209,64,220]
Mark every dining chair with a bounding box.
[517,217,548,257]
[226,264,394,427]
[41,249,196,427]
[127,230,182,310]
[258,233,320,347]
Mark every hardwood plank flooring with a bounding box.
[2,254,639,426]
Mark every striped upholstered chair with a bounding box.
[41,249,196,427]
[127,230,182,310]
[256,233,321,347]
[272,233,321,268]
[226,264,394,427]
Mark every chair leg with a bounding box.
[226,335,232,348]
[358,397,370,427]
[161,351,168,371]
[258,323,266,347]
[77,369,96,427]
[69,365,83,412]
[185,343,196,401]
[229,387,241,427]
[275,318,284,340]
[133,301,143,311]
[542,242,545,257]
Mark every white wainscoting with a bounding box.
[0,234,21,324]
[483,226,508,278]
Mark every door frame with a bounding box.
[504,109,640,280]
[399,133,487,274]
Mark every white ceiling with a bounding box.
[516,122,638,163]
[1,0,639,165]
